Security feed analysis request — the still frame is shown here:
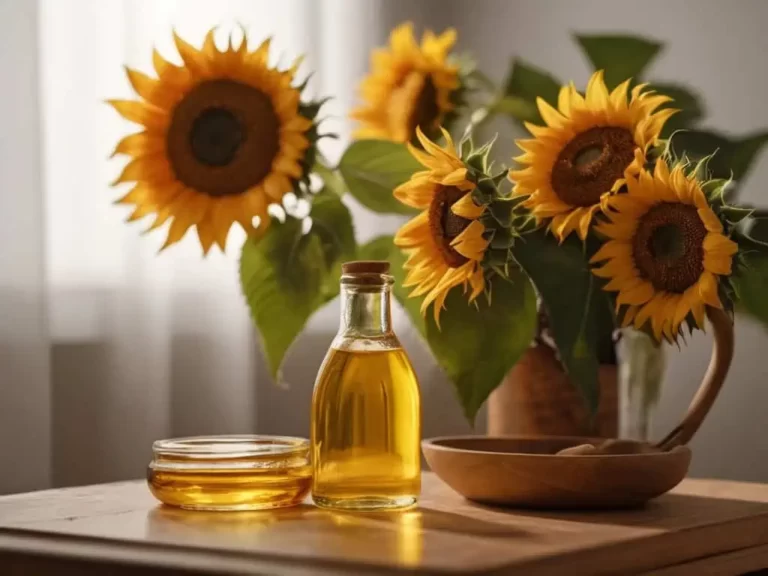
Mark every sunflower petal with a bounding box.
[698,271,723,309]
[617,280,654,306]
[537,97,567,128]
[173,30,210,78]
[703,233,739,256]
[703,252,733,275]
[108,100,168,131]
[590,240,633,263]
[110,132,163,158]
[394,211,430,246]
[621,305,639,328]
[450,193,484,219]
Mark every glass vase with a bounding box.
[617,328,666,441]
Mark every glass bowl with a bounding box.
[147,435,311,511]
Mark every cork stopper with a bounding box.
[340,261,392,286]
[341,261,390,275]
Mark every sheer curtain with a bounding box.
[0,0,410,494]
[0,0,481,495]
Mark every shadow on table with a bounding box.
[470,492,768,530]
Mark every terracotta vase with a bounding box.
[487,344,618,438]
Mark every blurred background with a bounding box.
[1,0,767,494]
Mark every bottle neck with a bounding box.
[339,284,392,337]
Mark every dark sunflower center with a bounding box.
[167,79,280,197]
[408,75,439,137]
[632,203,707,293]
[428,186,471,268]
[551,126,636,207]
[190,108,244,167]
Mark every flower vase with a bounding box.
[487,343,618,438]
[617,328,665,441]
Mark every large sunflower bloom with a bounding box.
[109,29,317,253]
[509,70,678,242]
[591,161,738,342]
[394,127,489,326]
[351,22,460,143]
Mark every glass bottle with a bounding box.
[311,260,421,510]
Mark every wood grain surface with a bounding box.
[1,474,768,575]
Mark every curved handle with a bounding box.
[655,307,734,451]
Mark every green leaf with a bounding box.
[670,130,768,182]
[310,190,357,296]
[425,272,538,424]
[732,132,768,181]
[502,59,561,124]
[733,242,768,331]
[511,229,612,413]
[574,34,662,89]
[490,95,541,125]
[720,205,754,225]
[338,140,422,215]
[239,192,355,378]
[747,217,768,245]
[313,159,347,198]
[653,83,704,137]
[358,235,426,339]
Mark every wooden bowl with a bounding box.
[422,436,691,509]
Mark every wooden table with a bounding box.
[1,473,768,575]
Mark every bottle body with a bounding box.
[311,265,421,510]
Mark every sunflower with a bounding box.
[591,160,739,342]
[509,70,678,242]
[109,28,321,253]
[394,127,489,325]
[351,22,460,143]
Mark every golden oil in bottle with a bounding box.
[147,436,311,511]
[311,261,421,510]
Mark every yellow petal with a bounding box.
[609,78,631,116]
[595,219,637,241]
[673,289,694,329]
[263,172,291,200]
[450,193,484,219]
[394,178,438,209]
[698,271,723,309]
[617,280,654,306]
[634,294,663,332]
[395,211,430,246]
[703,252,733,276]
[691,301,706,329]
[439,126,457,156]
[537,97,567,128]
[592,257,635,279]
[108,100,168,131]
[283,116,313,132]
[196,219,217,255]
[124,68,166,109]
[112,155,173,186]
[556,85,572,117]
[586,70,610,112]
[621,305,639,328]
[173,30,210,78]
[578,205,599,240]
[603,272,641,292]
[703,233,739,256]
[451,221,488,260]
[273,157,303,179]
[441,167,471,188]
[468,267,485,301]
[550,208,583,242]
[110,132,163,158]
